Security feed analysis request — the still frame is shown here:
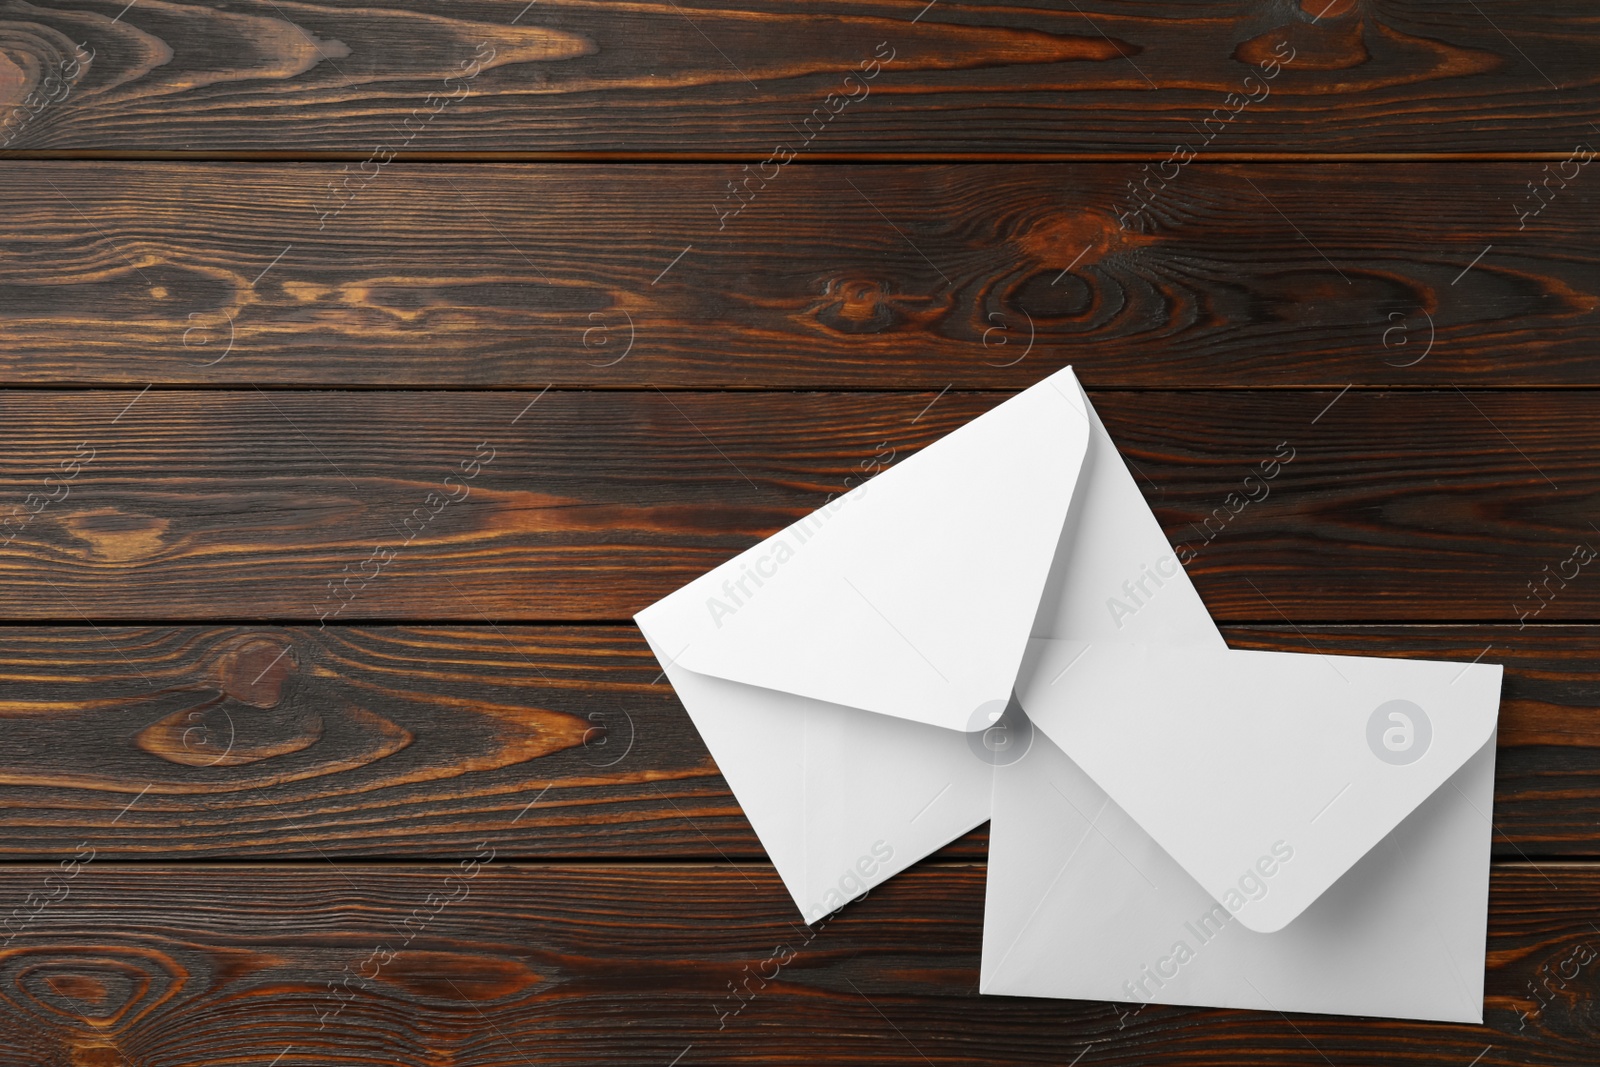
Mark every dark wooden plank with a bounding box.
[0,1,1597,156]
[0,861,1589,1064]
[0,623,1591,859]
[0,624,725,859]
[2,162,1598,388]
[0,388,1597,621]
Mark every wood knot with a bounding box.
[1015,210,1147,272]
[0,944,186,1034]
[134,632,333,769]
[59,509,172,563]
[811,276,904,334]
[1237,18,1365,72]
[212,634,298,708]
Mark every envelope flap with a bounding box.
[637,368,1091,733]
[639,629,996,924]
[1016,640,1503,932]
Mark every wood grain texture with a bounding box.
[4,1,1593,1062]
[0,623,1591,858]
[0,388,1596,621]
[0,862,1590,1065]
[1,162,1597,387]
[0,1,1598,156]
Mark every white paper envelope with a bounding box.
[635,366,1505,1020]
[1016,641,1501,935]
[981,725,1499,1022]
[636,366,1163,918]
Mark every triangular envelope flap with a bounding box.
[1016,640,1502,933]
[637,367,1091,733]
[639,630,997,923]
[1027,378,1224,651]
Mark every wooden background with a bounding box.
[0,1,1597,1063]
